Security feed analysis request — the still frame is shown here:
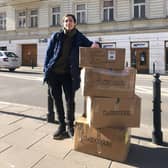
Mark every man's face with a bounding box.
[63,16,76,31]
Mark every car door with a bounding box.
[0,51,5,66]
[4,52,20,67]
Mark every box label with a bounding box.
[108,50,116,60]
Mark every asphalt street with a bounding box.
[0,68,168,130]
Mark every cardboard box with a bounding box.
[74,117,130,162]
[86,95,141,128]
[81,67,136,97]
[79,48,125,70]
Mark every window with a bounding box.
[30,9,38,28]
[52,7,60,26]
[133,0,145,19]
[0,46,7,51]
[17,11,26,28]
[103,0,114,22]
[4,52,18,58]
[76,4,86,24]
[16,9,38,29]
[102,42,116,48]
[0,13,6,30]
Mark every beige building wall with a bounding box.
[116,0,131,21]
[149,0,165,18]
[0,0,168,73]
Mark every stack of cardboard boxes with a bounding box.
[74,48,141,162]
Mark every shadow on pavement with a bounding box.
[126,143,168,168]
[0,110,59,124]
[131,135,151,142]
[14,71,42,75]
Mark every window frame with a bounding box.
[133,0,146,19]
[0,12,6,30]
[29,9,38,28]
[51,6,61,26]
[16,10,27,29]
[102,0,114,22]
[75,3,87,24]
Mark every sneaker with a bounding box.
[67,126,74,138]
[53,125,66,140]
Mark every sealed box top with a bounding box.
[86,95,141,128]
[79,47,125,70]
[81,67,136,97]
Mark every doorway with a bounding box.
[131,42,149,73]
[22,44,37,66]
[165,42,168,72]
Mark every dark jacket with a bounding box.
[43,29,93,91]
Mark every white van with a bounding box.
[0,51,21,72]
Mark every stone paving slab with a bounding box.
[0,146,46,168]
[0,141,12,153]
[0,113,23,125]
[30,135,73,159]
[35,122,59,134]
[20,108,46,118]
[32,155,86,168]
[11,118,46,130]
[0,105,29,113]
[0,101,168,168]
[65,150,111,168]
[0,104,10,110]
[1,128,48,149]
[0,125,21,139]
[110,162,137,168]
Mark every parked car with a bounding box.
[0,51,21,72]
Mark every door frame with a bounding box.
[165,41,168,72]
[130,41,149,73]
[22,44,37,66]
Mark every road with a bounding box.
[135,74,168,130]
[0,69,167,130]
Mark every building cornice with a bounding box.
[0,17,168,40]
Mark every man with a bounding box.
[43,14,99,140]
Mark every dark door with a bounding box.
[22,44,37,66]
[165,47,168,71]
[131,48,149,73]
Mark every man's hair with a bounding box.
[63,14,76,23]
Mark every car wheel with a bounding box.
[9,68,15,72]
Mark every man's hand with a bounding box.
[91,42,100,48]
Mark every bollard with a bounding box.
[152,73,163,145]
[31,60,34,69]
[153,62,155,74]
[126,61,128,67]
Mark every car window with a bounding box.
[4,52,18,58]
[0,52,3,57]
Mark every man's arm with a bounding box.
[80,32,100,48]
[43,33,58,72]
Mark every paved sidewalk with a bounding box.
[0,101,168,168]
[16,66,43,74]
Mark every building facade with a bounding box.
[0,0,168,74]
